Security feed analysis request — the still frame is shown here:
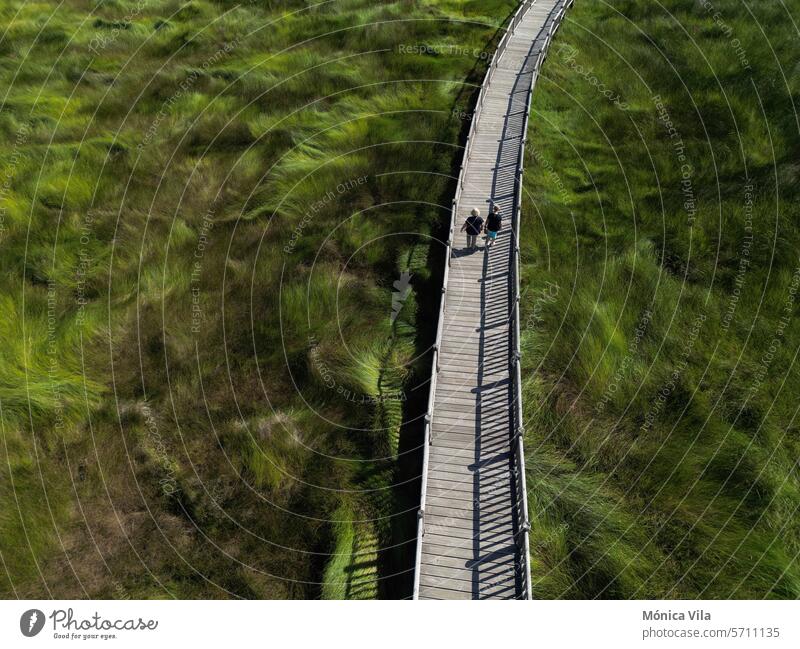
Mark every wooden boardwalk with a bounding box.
[414,0,571,600]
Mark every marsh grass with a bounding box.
[0,0,515,598]
[521,0,800,598]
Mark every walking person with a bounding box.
[485,204,503,250]
[461,208,484,251]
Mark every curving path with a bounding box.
[413,0,573,600]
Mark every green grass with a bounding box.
[8,0,795,601]
[521,0,800,598]
[0,0,517,598]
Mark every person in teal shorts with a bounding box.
[484,205,503,250]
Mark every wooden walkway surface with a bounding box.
[416,0,569,600]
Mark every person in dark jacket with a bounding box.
[485,205,503,250]
[461,208,484,251]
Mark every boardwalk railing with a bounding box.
[510,0,575,601]
[413,0,574,600]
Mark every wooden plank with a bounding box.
[437,395,510,415]
[430,429,509,445]
[426,474,511,493]
[430,425,509,441]
[425,473,513,493]
[426,485,511,504]
[431,427,509,443]
[419,564,478,584]
[417,585,473,600]
[434,388,510,402]
[421,532,478,550]
[421,539,516,563]
[422,566,519,595]
[427,452,510,470]
[431,416,508,431]
[429,428,510,444]
[432,464,512,484]
[436,369,508,381]
[425,478,514,499]
[474,581,519,599]
[423,515,514,539]
[424,502,511,523]
[421,541,518,569]
[425,515,515,536]
[435,384,509,398]
[433,434,511,453]
[420,549,517,571]
[426,486,510,504]
[420,541,477,561]
[432,412,510,428]
[440,396,510,408]
[433,385,501,397]
[428,450,511,468]
[419,572,519,599]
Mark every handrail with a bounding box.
[511,0,573,600]
[413,0,574,600]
